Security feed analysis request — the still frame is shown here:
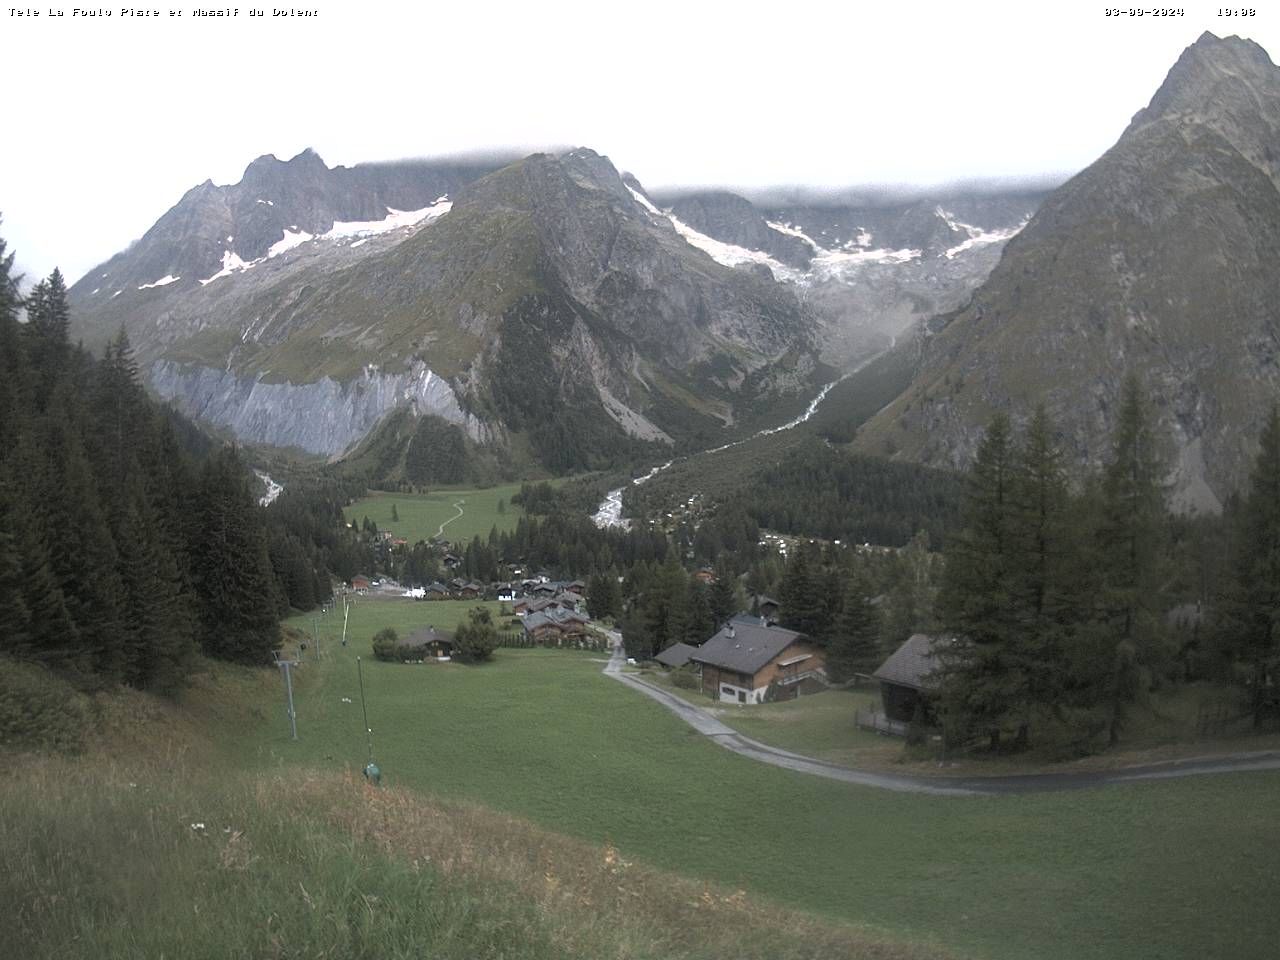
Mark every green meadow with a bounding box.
[272,605,1280,960]
[344,484,527,544]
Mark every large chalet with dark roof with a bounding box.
[689,615,826,704]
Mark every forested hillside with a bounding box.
[0,229,351,691]
[933,378,1280,753]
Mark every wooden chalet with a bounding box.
[402,626,455,660]
[351,574,371,593]
[689,616,825,704]
[750,594,781,622]
[868,633,944,731]
[522,608,591,644]
[654,642,697,669]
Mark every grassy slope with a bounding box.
[344,485,526,545]
[271,603,1280,960]
[4,668,933,960]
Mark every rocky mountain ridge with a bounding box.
[850,32,1280,510]
[69,148,820,469]
[70,149,507,305]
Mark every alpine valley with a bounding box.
[65,31,1280,509]
[67,145,1038,476]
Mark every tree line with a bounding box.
[932,376,1280,753]
[0,230,343,692]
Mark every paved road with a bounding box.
[601,635,1280,796]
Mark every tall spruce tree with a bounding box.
[1222,406,1280,727]
[827,572,882,682]
[685,580,716,645]
[779,545,830,641]
[936,414,1026,748]
[1097,373,1170,743]
[709,575,737,627]
[1008,406,1077,719]
[194,446,280,663]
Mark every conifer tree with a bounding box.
[26,268,70,344]
[1097,373,1170,743]
[685,580,716,645]
[779,546,829,641]
[1222,405,1280,727]
[1008,406,1077,715]
[194,446,280,663]
[827,572,882,682]
[709,575,737,627]
[0,478,32,656]
[643,558,690,656]
[936,414,1025,748]
[5,473,79,671]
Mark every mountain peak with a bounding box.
[1127,32,1279,134]
[288,146,325,166]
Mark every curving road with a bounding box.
[602,635,1280,796]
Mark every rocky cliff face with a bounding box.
[851,33,1280,510]
[70,148,818,467]
[149,359,491,457]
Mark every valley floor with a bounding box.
[7,602,1280,960]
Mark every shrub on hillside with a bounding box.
[670,666,699,690]
[0,658,92,752]
[372,628,400,662]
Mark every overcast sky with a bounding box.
[2,1,1277,284]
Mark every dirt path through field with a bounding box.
[435,499,465,539]
[601,633,1280,795]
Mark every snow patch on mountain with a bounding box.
[268,228,313,259]
[766,220,823,251]
[626,184,665,219]
[200,249,256,286]
[324,199,452,241]
[668,215,806,281]
[811,246,922,276]
[938,206,1028,259]
[137,275,181,290]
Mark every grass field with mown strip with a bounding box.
[344,484,527,545]
[277,607,1280,960]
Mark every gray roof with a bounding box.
[403,626,454,649]
[872,633,944,690]
[655,642,698,668]
[523,608,590,634]
[690,621,805,675]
